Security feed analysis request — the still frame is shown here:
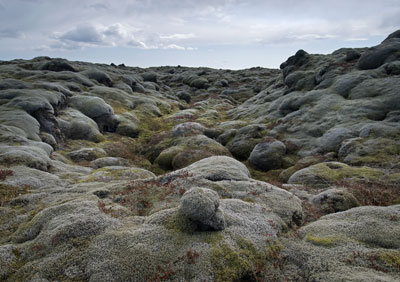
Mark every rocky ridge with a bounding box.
[0,30,400,281]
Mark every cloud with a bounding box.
[1,0,400,68]
[58,25,103,43]
[160,33,196,40]
[163,44,186,50]
[0,28,24,38]
[87,3,109,11]
[51,22,195,51]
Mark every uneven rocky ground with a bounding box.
[0,30,400,282]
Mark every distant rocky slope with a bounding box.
[0,30,399,281]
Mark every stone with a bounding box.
[180,187,226,231]
[316,127,355,154]
[183,74,209,89]
[81,166,155,182]
[57,108,104,142]
[249,137,286,171]
[69,147,107,162]
[0,79,31,90]
[176,90,191,103]
[226,124,266,160]
[115,114,139,138]
[69,95,118,132]
[357,46,399,70]
[345,49,361,61]
[0,145,52,171]
[69,96,113,119]
[312,187,360,214]
[141,72,158,83]
[284,70,316,91]
[170,122,206,137]
[382,29,400,43]
[184,156,250,181]
[81,69,113,86]
[90,157,130,169]
[39,60,77,72]
[288,162,386,187]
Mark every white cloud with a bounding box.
[1,0,400,67]
[50,23,195,51]
[160,33,196,40]
[163,44,186,50]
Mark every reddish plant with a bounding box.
[0,169,14,181]
[335,180,400,206]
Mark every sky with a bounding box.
[0,0,399,69]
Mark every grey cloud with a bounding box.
[0,28,23,38]
[2,0,400,58]
[59,25,103,43]
[87,3,109,11]
[103,24,124,38]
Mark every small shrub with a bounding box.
[112,169,193,216]
[335,179,400,206]
[302,201,323,224]
[0,183,29,206]
[0,169,14,181]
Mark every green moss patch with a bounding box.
[305,233,339,247]
[211,236,282,282]
[380,251,400,269]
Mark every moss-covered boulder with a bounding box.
[288,162,391,187]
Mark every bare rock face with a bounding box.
[180,187,226,231]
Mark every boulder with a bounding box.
[0,108,41,141]
[0,79,31,90]
[115,114,139,138]
[345,49,361,61]
[282,205,400,281]
[183,74,209,89]
[280,49,310,76]
[184,156,250,181]
[68,96,113,119]
[69,148,107,162]
[357,46,399,70]
[69,95,118,132]
[382,29,400,42]
[39,60,77,72]
[170,122,206,137]
[57,108,104,142]
[284,70,316,91]
[141,72,158,83]
[312,188,360,214]
[81,69,113,86]
[81,166,155,182]
[316,127,355,154]
[338,137,400,167]
[249,137,286,171]
[154,135,231,170]
[90,157,130,169]
[0,145,52,171]
[176,90,191,103]
[226,124,266,160]
[180,187,226,231]
[288,162,385,187]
